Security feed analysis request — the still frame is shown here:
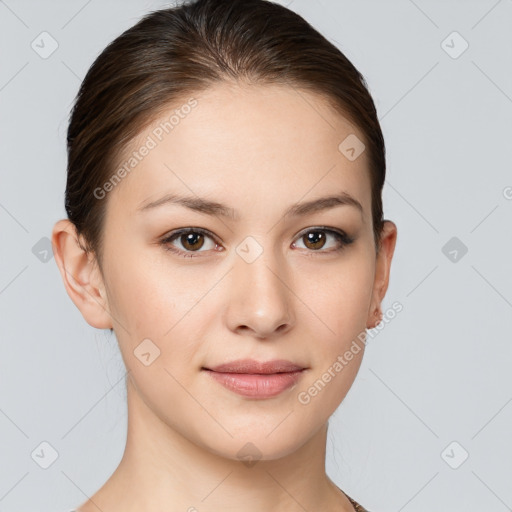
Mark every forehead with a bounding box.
[106,82,372,223]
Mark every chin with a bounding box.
[196,421,315,464]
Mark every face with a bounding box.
[80,82,394,461]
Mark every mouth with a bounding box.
[201,359,308,399]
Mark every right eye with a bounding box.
[159,227,222,258]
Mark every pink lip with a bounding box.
[203,359,307,399]
[207,359,305,374]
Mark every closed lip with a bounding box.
[203,359,306,374]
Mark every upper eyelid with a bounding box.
[164,227,218,242]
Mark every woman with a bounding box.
[52,0,397,510]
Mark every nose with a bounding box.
[224,245,295,339]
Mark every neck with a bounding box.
[82,375,354,512]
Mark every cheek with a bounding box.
[299,250,375,343]
[104,253,211,377]
[294,252,373,402]
[327,269,373,338]
[104,246,189,333]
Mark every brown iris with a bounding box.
[180,232,205,251]
[302,231,326,250]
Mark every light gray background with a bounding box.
[1,0,511,511]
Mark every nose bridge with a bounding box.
[227,236,294,337]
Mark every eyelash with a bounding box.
[159,226,354,259]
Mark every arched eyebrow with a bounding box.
[137,191,363,221]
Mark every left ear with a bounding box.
[366,220,398,329]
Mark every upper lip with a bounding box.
[204,359,306,374]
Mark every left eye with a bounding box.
[292,228,351,252]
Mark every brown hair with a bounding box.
[65,0,386,271]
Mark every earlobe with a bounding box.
[366,220,398,330]
[51,218,113,330]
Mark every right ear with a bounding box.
[51,219,113,330]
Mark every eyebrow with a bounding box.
[137,191,364,220]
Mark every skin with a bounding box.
[52,81,397,512]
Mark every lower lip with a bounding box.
[204,369,304,398]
